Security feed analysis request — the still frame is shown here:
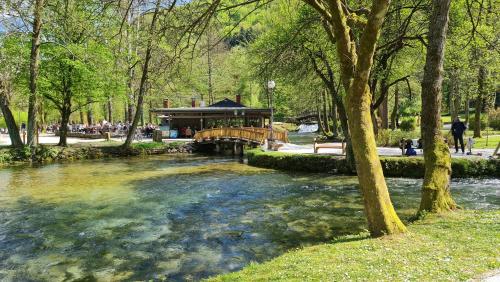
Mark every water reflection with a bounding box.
[0,156,498,281]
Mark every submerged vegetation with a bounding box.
[211,210,500,281]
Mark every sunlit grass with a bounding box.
[209,210,500,282]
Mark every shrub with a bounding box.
[0,150,13,163]
[399,118,417,132]
[246,149,500,178]
[488,109,500,130]
[376,129,420,147]
[132,142,167,150]
[468,115,487,131]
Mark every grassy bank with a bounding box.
[210,210,499,281]
[246,149,500,178]
[0,141,191,165]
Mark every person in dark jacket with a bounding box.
[451,117,467,153]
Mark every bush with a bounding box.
[246,149,500,178]
[399,118,417,132]
[488,109,500,130]
[468,115,487,131]
[376,129,420,147]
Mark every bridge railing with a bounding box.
[194,127,288,144]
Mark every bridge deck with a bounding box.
[194,127,288,145]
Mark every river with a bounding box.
[0,155,498,281]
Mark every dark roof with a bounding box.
[209,98,245,108]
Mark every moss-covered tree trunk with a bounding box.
[305,0,406,236]
[419,0,456,213]
[340,0,406,236]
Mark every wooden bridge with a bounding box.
[194,127,289,145]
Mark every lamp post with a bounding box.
[267,80,276,149]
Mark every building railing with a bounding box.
[194,127,289,144]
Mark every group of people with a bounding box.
[42,121,158,138]
[403,117,470,156]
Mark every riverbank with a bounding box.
[247,149,500,178]
[210,210,499,281]
[0,141,193,165]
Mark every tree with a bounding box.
[304,0,406,236]
[122,0,162,148]
[419,0,456,213]
[0,35,28,148]
[27,0,45,146]
[39,0,117,146]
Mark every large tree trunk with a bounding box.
[342,1,405,236]
[306,0,405,236]
[465,93,470,125]
[79,110,84,124]
[449,69,460,121]
[474,66,486,138]
[58,94,72,147]
[58,107,70,147]
[0,86,23,147]
[86,100,94,125]
[27,0,44,146]
[419,0,456,213]
[108,97,113,123]
[330,92,338,137]
[122,0,161,148]
[390,85,399,130]
[379,80,389,129]
[331,86,354,169]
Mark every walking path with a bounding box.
[0,133,152,146]
[1,133,496,159]
[275,142,496,159]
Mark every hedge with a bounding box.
[0,142,193,165]
[246,149,500,178]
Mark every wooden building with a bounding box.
[150,96,272,138]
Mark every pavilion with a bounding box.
[150,95,272,138]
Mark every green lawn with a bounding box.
[471,134,500,149]
[210,210,499,281]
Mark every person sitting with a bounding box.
[405,139,417,156]
[185,126,193,138]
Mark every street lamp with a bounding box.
[267,80,276,149]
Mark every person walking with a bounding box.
[451,117,467,153]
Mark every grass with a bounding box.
[471,134,500,149]
[209,210,499,281]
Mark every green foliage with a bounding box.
[0,142,190,164]
[468,115,487,131]
[376,129,420,147]
[487,109,500,130]
[0,111,28,128]
[211,211,500,281]
[399,118,417,132]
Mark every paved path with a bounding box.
[1,133,495,159]
[276,142,495,159]
[0,133,194,147]
[0,133,152,146]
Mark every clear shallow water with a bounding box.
[0,156,498,281]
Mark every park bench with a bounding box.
[313,138,345,154]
